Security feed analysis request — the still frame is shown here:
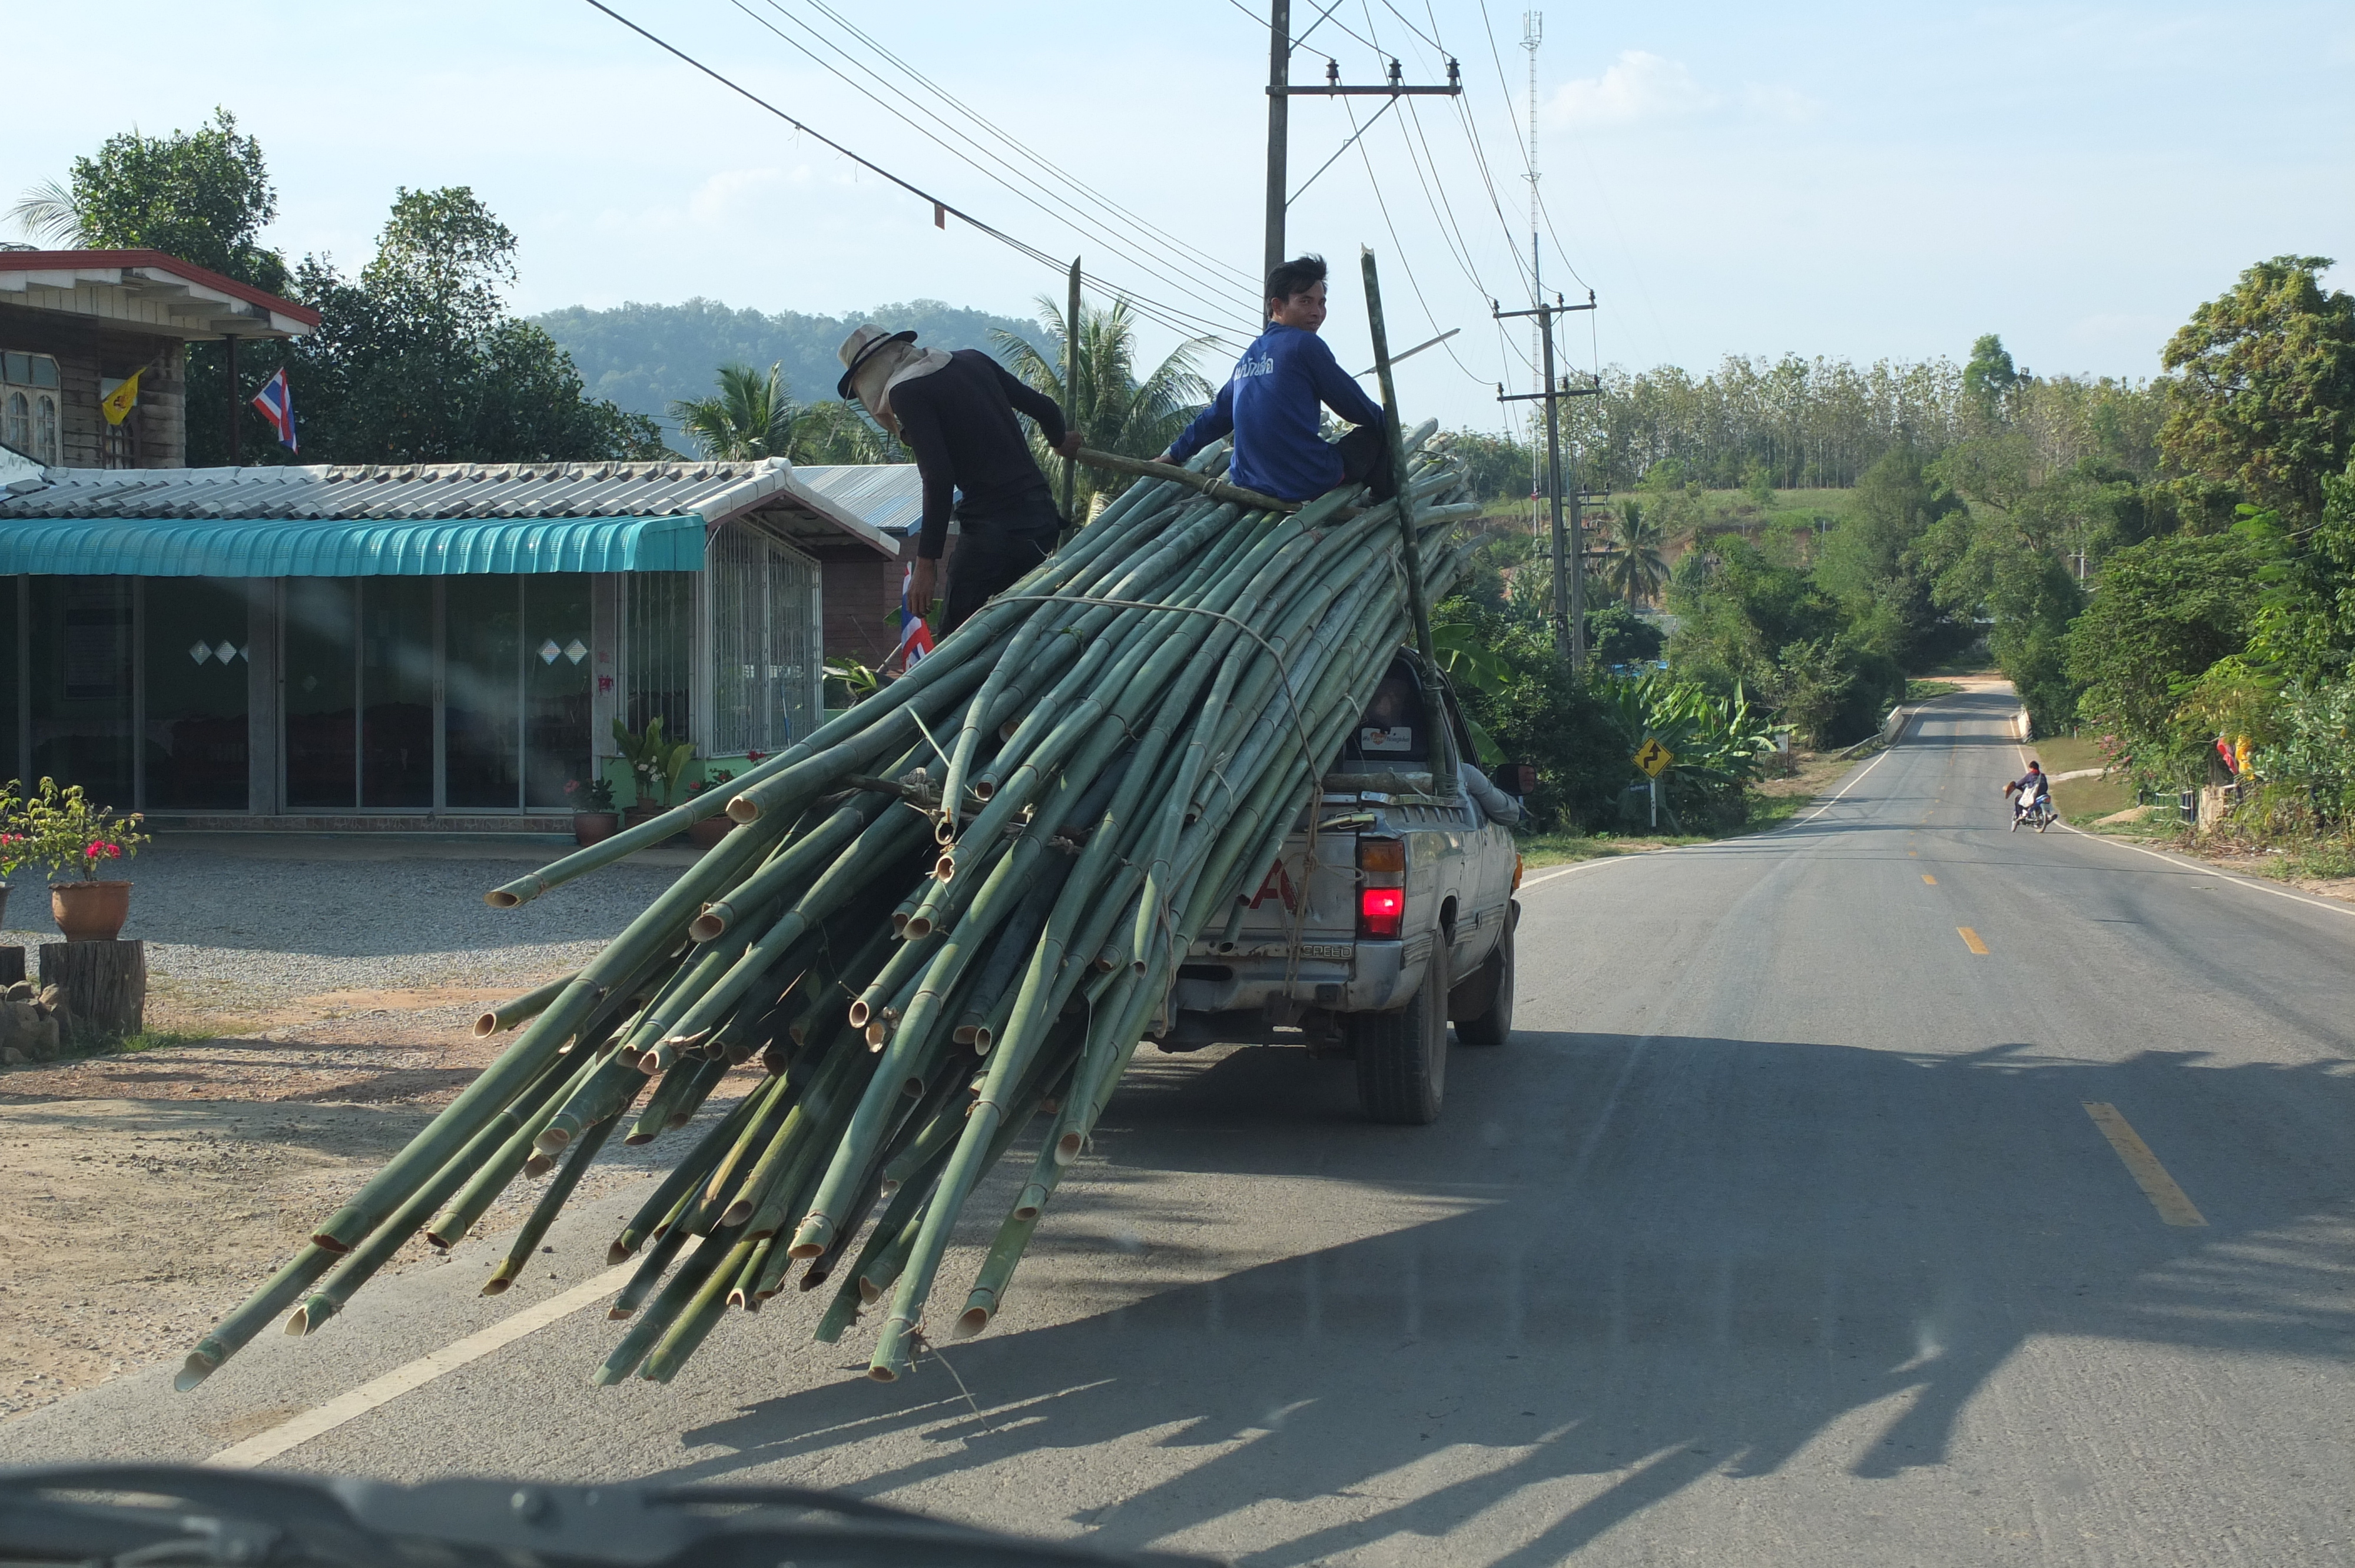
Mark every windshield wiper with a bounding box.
[0,1464,1222,1568]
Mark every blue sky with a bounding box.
[12,1,2351,433]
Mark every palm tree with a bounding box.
[669,362,901,464]
[994,296,1213,522]
[671,362,793,460]
[1597,499,1669,608]
[6,179,91,247]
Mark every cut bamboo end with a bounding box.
[900,1076,925,1098]
[471,1011,499,1038]
[796,1263,830,1291]
[864,1021,886,1048]
[664,1111,694,1131]
[1013,1184,1049,1222]
[283,1304,314,1337]
[890,911,910,934]
[877,1177,901,1200]
[720,1198,754,1228]
[605,1306,634,1322]
[484,888,526,909]
[481,1267,516,1297]
[974,1029,995,1057]
[866,1364,900,1383]
[622,1131,653,1147]
[689,910,728,942]
[523,1152,555,1178]
[174,1356,218,1393]
[847,998,874,1027]
[425,1227,462,1250]
[857,1275,884,1305]
[532,1128,572,1158]
[954,1300,995,1339]
[903,915,934,940]
[727,1286,749,1308]
[607,1240,635,1266]
[1054,1131,1084,1164]
[951,1024,978,1045]
[725,794,759,824]
[635,1050,666,1075]
[787,1216,832,1258]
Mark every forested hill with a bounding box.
[532,297,1046,420]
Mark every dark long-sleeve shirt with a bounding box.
[888,348,1068,559]
[1165,323,1387,501]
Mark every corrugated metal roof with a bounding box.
[794,464,923,536]
[0,456,902,571]
[0,514,705,577]
[0,459,794,521]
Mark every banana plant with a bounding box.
[612,716,695,810]
[1429,615,1510,765]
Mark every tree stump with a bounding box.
[39,940,146,1044]
[0,947,23,987]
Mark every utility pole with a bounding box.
[1522,11,1542,537]
[1263,5,1461,297]
[1496,291,1599,673]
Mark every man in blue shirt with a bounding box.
[1159,254,1394,503]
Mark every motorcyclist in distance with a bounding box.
[2004,760,2052,827]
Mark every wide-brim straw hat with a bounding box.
[837,325,918,401]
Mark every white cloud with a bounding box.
[686,167,794,224]
[1545,51,1717,128]
[1740,84,1822,123]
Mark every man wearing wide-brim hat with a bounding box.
[838,323,1082,634]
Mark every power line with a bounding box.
[1473,0,1589,290]
[579,0,1249,352]
[732,0,1253,340]
[793,0,1258,293]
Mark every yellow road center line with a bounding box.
[2081,1102,2208,1227]
[1922,874,1936,884]
[204,1262,636,1470]
[1956,926,1988,954]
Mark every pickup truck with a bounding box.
[1150,653,1523,1124]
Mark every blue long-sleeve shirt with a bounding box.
[1167,323,1387,501]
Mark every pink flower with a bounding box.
[85,841,121,861]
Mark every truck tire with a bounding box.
[1353,944,1448,1125]
[1452,919,1514,1047]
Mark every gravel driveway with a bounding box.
[0,833,696,1005]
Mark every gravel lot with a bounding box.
[1,833,697,1010]
[0,831,741,1422]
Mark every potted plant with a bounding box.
[612,716,694,828]
[686,768,737,849]
[565,775,619,846]
[23,778,151,942]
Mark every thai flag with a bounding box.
[251,368,297,452]
[892,562,934,670]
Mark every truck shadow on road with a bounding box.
[654,1029,2354,1565]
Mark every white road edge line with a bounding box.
[2013,736,2355,925]
[1521,707,1912,893]
[204,1263,636,1470]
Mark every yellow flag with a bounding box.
[100,369,142,426]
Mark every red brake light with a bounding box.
[1358,886,1404,940]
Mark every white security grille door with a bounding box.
[711,519,819,754]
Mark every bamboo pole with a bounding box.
[1072,446,1297,514]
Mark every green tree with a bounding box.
[284,187,664,464]
[1963,333,2021,426]
[994,295,1211,521]
[2067,531,2268,779]
[1585,602,1664,665]
[8,108,287,292]
[2161,255,2355,523]
[1594,499,1668,607]
[1812,446,1963,667]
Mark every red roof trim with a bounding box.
[0,248,320,329]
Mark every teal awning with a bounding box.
[0,514,707,576]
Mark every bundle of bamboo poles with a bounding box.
[177,423,1481,1393]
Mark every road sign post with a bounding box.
[1632,738,1674,829]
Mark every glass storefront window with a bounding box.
[31,578,134,807]
[445,576,520,809]
[0,582,16,787]
[360,579,434,808]
[284,578,357,808]
[525,576,593,808]
[144,579,251,809]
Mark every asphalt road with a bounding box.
[9,689,2353,1565]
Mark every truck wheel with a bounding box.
[1352,944,1448,1125]
[1452,921,1514,1047]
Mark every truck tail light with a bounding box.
[1357,837,1405,882]
[1358,886,1404,939]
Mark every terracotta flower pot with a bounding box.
[0,881,9,931]
[687,813,734,850]
[52,880,132,943]
[572,811,620,846]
